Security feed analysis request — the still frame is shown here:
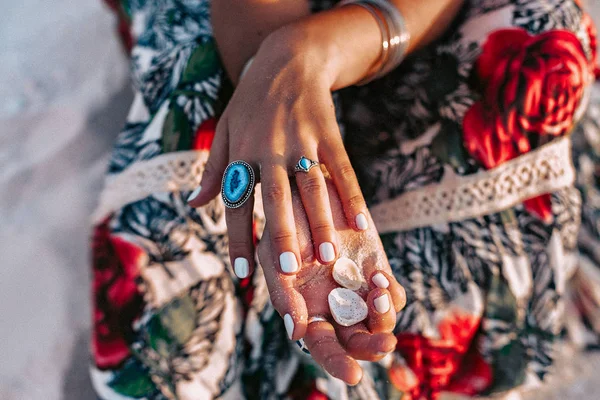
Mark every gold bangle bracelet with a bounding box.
[338,0,410,84]
[337,0,391,85]
[364,0,410,79]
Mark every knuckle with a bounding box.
[228,240,250,255]
[227,234,252,252]
[337,162,356,179]
[227,204,253,218]
[311,221,332,236]
[264,184,287,204]
[299,176,323,196]
[270,230,294,247]
[268,288,289,314]
[345,193,365,209]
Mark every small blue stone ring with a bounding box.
[294,156,319,173]
[221,160,256,209]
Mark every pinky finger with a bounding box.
[366,288,396,334]
[370,270,407,313]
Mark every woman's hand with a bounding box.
[258,179,406,385]
[188,25,371,336]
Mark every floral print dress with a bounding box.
[93,0,600,399]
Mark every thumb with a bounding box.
[187,118,229,207]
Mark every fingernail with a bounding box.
[319,242,336,263]
[279,252,298,273]
[234,257,249,278]
[187,186,202,202]
[372,272,389,289]
[374,294,390,314]
[355,213,368,231]
[284,314,294,340]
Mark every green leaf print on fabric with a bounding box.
[158,294,196,346]
[431,122,470,171]
[484,274,527,392]
[485,273,519,324]
[161,104,192,152]
[489,340,527,393]
[142,295,196,363]
[181,40,220,84]
[147,315,173,358]
[108,358,157,398]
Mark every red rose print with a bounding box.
[393,310,486,399]
[445,346,493,397]
[92,219,147,370]
[192,117,217,151]
[463,28,591,222]
[306,389,328,400]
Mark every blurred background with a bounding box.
[0,1,599,399]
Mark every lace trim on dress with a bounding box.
[92,137,575,232]
[92,151,209,223]
[370,136,575,233]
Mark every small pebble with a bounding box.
[328,288,368,327]
[332,257,364,291]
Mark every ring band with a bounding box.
[221,160,256,208]
[307,315,328,325]
[294,156,319,173]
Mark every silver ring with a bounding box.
[307,315,328,325]
[221,160,256,209]
[294,156,319,173]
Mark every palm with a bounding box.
[258,179,406,384]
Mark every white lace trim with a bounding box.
[370,136,575,233]
[92,151,209,223]
[92,137,575,232]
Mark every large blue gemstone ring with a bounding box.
[221,160,256,209]
[294,156,319,173]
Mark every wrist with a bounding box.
[269,7,381,90]
[258,23,344,88]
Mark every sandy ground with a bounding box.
[0,1,598,399]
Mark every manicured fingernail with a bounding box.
[374,294,390,314]
[279,252,298,273]
[187,186,202,202]
[234,257,249,278]
[355,213,368,230]
[372,272,389,289]
[284,314,294,339]
[319,242,336,263]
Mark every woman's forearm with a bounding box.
[213,0,465,88]
[279,0,466,90]
[211,0,310,84]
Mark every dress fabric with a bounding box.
[92,0,600,399]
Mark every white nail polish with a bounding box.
[279,252,298,273]
[319,242,336,263]
[284,314,294,340]
[187,186,202,202]
[234,257,249,279]
[355,213,368,231]
[372,272,389,289]
[374,294,390,314]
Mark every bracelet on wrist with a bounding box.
[337,0,410,85]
